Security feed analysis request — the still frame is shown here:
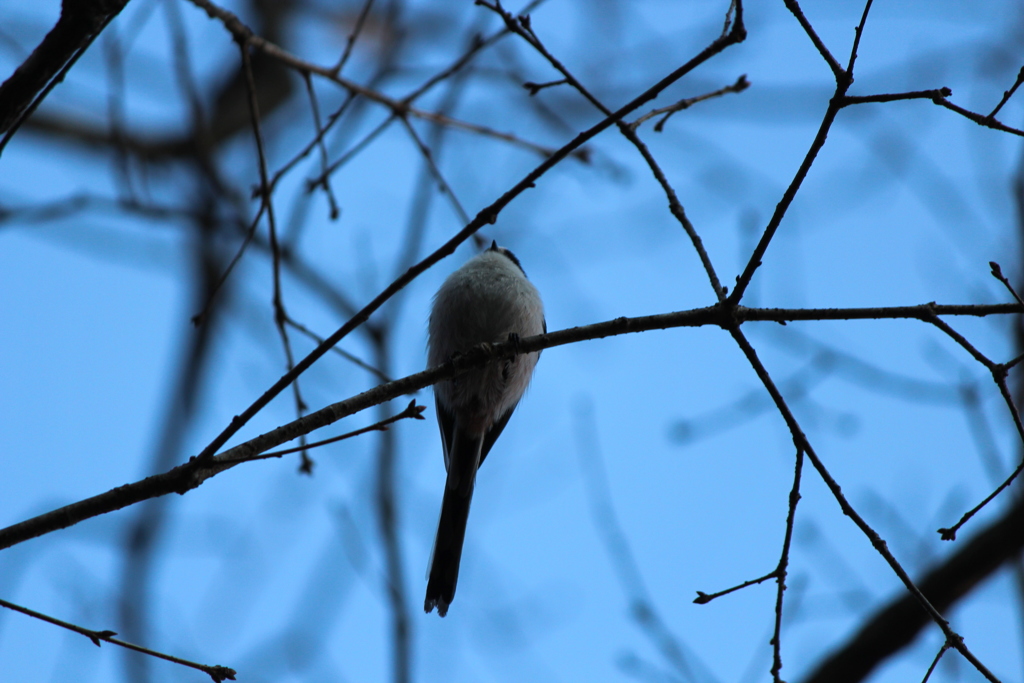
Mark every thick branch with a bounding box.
[0,0,130,138]
[0,300,1019,551]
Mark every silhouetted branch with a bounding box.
[800,494,1024,683]
[0,0,130,144]
[629,74,749,132]
[0,597,236,682]
[1,300,1019,552]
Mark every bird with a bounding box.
[424,241,545,617]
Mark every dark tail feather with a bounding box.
[425,480,474,616]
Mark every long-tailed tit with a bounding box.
[424,241,545,617]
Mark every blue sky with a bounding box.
[2,1,1023,682]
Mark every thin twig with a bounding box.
[729,90,846,303]
[227,400,424,462]
[523,78,567,95]
[191,204,266,326]
[781,0,843,79]
[987,65,1024,120]
[694,570,778,604]
[921,643,951,683]
[932,93,1024,137]
[0,597,236,682]
[770,446,805,683]
[285,317,392,382]
[309,114,396,189]
[629,74,749,132]
[939,429,1024,541]
[845,0,875,75]
[331,0,376,75]
[398,116,470,224]
[844,84,1024,136]
[924,313,1024,539]
[302,73,340,219]
[239,36,313,472]
[990,261,1024,306]
[728,327,1000,682]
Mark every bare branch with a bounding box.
[1,300,1020,552]
[845,0,876,76]
[842,88,951,105]
[771,446,805,683]
[693,570,778,604]
[801,495,1024,683]
[240,400,425,461]
[629,74,749,132]
[990,261,1024,306]
[0,597,236,682]
[0,0,130,145]
[523,78,567,95]
[781,0,844,80]
[987,65,1024,120]
[728,327,1000,681]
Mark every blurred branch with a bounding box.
[574,400,703,680]
[0,597,236,682]
[184,0,563,158]
[115,193,229,683]
[285,316,391,382]
[370,341,410,683]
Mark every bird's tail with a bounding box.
[425,431,481,616]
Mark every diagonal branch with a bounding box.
[0,597,236,682]
[0,0,131,144]
[0,300,1020,552]
[800,493,1024,683]
[728,327,1000,681]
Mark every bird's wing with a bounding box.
[479,403,517,468]
[435,393,456,471]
